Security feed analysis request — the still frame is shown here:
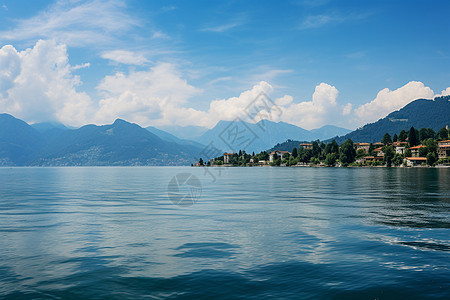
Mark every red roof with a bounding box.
[270,150,291,155]
[299,143,312,146]
[224,153,234,156]
[406,157,427,161]
[410,145,426,150]
[356,143,370,146]
[374,147,383,151]
[438,140,450,143]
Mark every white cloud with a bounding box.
[101,50,149,65]
[0,40,93,126]
[437,87,450,97]
[342,103,352,115]
[202,22,242,33]
[0,0,139,47]
[354,81,435,123]
[274,82,342,129]
[70,62,90,71]
[94,63,202,125]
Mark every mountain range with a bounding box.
[193,120,350,153]
[0,115,203,166]
[1,95,448,165]
[331,95,450,144]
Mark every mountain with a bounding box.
[31,122,70,133]
[157,125,208,140]
[0,115,203,166]
[196,120,351,153]
[145,126,205,148]
[0,114,42,166]
[310,125,352,141]
[34,119,203,166]
[332,95,450,144]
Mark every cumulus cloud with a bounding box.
[354,81,435,123]
[94,63,202,125]
[0,40,93,126]
[437,87,450,97]
[101,50,149,65]
[272,82,343,129]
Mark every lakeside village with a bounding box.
[194,126,450,168]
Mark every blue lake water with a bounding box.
[0,167,449,299]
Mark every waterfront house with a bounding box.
[405,157,427,167]
[299,143,313,150]
[355,143,370,153]
[223,153,234,164]
[373,142,384,148]
[357,156,383,164]
[410,145,426,157]
[374,147,384,157]
[269,150,291,162]
[395,146,406,154]
[437,140,450,159]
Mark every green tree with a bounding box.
[292,147,298,158]
[382,133,392,145]
[324,153,337,166]
[383,145,395,167]
[404,148,412,157]
[356,149,366,159]
[325,139,339,154]
[199,158,204,166]
[339,139,356,166]
[399,130,407,142]
[408,126,417,147]
[438,127,449,140]
[392,153,403,166]
[427,152,437,166]
[393,133,398,142]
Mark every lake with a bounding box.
[0,167,449,299]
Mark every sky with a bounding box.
[0,0,449,130]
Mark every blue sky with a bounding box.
[0,0,449,129]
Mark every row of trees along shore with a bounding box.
[197,126,450,167]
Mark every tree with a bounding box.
[392,153,403,166]
[438,127,449,140]
[324,153,336,166]
[393,133,398,142]
[427,152,437,166]
[383,146,395,167]
[292,147,298,158]
[399,130,407,142]
[199,158,204,166]
[382,133,392,145]
[404,148,412,157]
[408,126,417,147]
[339,139,356,166]
[325,139,339,154]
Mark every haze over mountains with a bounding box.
[0,95,448,165]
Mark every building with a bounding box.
[374,147,384,157]
[299,143,313,150]
[223,153,234,164]
[437,140,450,159]
[355,142,370,153]
[269,150,291,162]
[392,141,407,147]
[405,157,427,167]
[357,156,383,164]
[410,145,426,157]
[373,142,384,148]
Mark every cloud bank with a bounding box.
[0,40,447,130]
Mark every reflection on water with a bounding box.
[0,167,449,299]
